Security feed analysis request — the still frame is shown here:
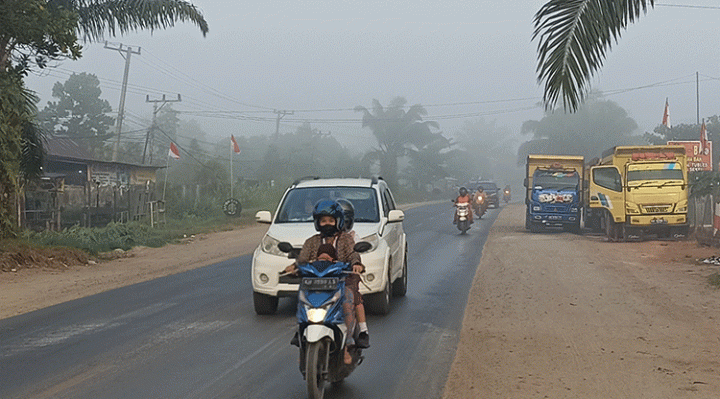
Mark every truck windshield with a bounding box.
[627,163,683,182]
[275,187,379,223]
[533,170,579,190]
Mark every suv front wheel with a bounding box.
[366,271,391,315]
[253,292,279,315]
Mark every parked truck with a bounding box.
[587,145,688,241]
[525,155,584,233]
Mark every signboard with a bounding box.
[667,140,712,172]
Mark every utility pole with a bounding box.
[143,94,182,164]
[105,42,141,162]
[696,71,700,125]
[273,109,294,139]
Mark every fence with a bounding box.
[689,193,720,246]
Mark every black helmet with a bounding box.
[312,199,345,232]
[459,187,468,196]
[335,198,355,232]
[477,186,484,192]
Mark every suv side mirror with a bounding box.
[255,211,272,224]
[388,209,404,223]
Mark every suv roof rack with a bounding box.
[292,176,321,186]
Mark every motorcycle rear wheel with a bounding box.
[306,341,327,399]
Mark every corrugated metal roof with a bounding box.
[44,136,162,169]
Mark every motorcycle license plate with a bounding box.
[300,277,339,291]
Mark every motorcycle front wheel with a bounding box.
[306,341,327,399]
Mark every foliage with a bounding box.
[533,0,655,111]
[26,221,166,254]
[518,94,641,162]
[448,118,519,183]
[355,97,441,189]
[688,171,720,199]
[36,72,114,157]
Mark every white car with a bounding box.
[252,177,408,315]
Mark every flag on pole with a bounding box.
[168,142,180,159]
[700,120,709,153]
[662,98,671,129]
[230,135,241,154]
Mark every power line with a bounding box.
[656,3,720,10]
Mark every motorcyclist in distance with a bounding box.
[454,186,473,224]
[472,186,487,217]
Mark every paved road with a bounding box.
[0,202,500,399]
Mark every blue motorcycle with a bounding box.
[278,241,371,399]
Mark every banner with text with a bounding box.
[667,140,713,172]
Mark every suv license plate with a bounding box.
[300,277,339,291]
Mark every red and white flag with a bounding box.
[168,142,180,159]
[230,134,241,154]
[700,120,709,152]
[662,98,671,129]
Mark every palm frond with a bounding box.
[533,0,653,111]
[57,0,209,40]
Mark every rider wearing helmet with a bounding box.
[454,186,474,224]
[335,198,370,348]
[293,199,366,363]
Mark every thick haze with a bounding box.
[24,0,720,152]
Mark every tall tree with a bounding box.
[518,95,640,162]
[354,97,440,189]
[0,0,207,236]
[645,115,720,170]
[534,0,654,111]
[37,72,114,157]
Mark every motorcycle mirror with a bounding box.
[278,242,294,253]
[353,241,372,253]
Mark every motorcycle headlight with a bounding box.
[260,235,285,256]
[359,234,380,252]
[306,307,329,323]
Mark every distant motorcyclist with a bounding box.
[454,187,473,224]
[472,186,487,217]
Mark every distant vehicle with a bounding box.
[475,181,500,208]
[252,177,407,315]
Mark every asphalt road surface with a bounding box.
[0,202,499,399]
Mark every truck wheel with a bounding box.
[529,222,542,233]
[253,292,279,315]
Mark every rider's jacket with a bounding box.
[456,194,472,204]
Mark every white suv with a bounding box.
[252,177,408,315]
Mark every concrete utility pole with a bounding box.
[105,42,141,162]
[273,109,294,139]
[143,94,182,164]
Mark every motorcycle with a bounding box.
[454,201,471,234]
[503,189,511,203]
[473,194,487,219]
[278,241,371,399]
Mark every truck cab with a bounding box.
[588,146,688,241]
[525,155,584,233]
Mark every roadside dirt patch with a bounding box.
[444,204,720,399]
[0,246,90,272]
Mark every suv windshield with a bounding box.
[478,182,498,191]
[275,187,380,223]
[533,170,579,190]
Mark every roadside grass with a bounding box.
[14,208,259,256]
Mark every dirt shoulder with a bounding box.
[0,225,268,320]
[443,203,720,398]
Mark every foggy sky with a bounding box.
[24,0,720,152]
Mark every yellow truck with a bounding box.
[525,155,584,233]
[587,145,688,241]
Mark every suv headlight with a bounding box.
[260,235,285,256]
[359,234,380,252]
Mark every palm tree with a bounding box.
[534,0,654,112]
[355,97,440,189]
[0,0,208,236]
